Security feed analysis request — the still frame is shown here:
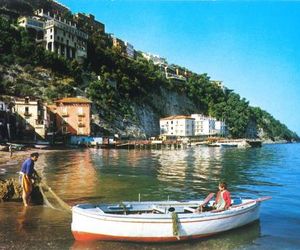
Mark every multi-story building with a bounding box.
[18,9,88,61]
[191,114,218,136]
[18,16,45,41]
[142,52,167,66]
[49,97,91,136]
[160,114,226,137]
[215,120,227,136]
[14,97,48,140]
[164,65,187,82]
[112,37,135,58]
[210,80,233,94]
[125,41,135,58]
[112,37,126,52]
[160,115,194,137]
[73,13,105,33]
[40,11,88,60]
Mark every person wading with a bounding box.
[19,152,39,206]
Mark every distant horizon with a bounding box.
[59,0,300,135]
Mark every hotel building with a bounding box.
[160,115,195,137]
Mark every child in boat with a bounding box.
[213,182,231,210]
[197,182,231,212]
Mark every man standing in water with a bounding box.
[20,152,39,206]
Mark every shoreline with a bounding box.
[0,148,75,167]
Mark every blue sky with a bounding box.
[59,0,300,135]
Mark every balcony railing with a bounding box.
[77,112,85,117]
[24,111,32,117]
[78,122,85,127]
[61,112,69,117]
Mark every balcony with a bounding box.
[61,112,69,117]
[77,112,85,117]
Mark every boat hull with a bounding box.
[71,200,260,242]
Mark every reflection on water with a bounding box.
[1,144,300,249]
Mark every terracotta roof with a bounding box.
[54,97,92,104]
[160,115,193,120]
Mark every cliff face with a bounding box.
[0,64,75,98]
[131,88,198,137]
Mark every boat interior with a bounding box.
[77,198,244,215]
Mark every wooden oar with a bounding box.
[210,196,272,213]
[231,196,272,208]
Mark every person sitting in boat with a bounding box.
[213,182,231,210]
[19,152,39,207]
[197,182,231,212]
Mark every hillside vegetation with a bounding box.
[0,0,298,141]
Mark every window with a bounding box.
[78,127,84,135]
[62,107,67,114]
[78,107,83,115]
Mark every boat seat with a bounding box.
[184,207,196,213]
[152,206,166,214]
[107,204,132,209]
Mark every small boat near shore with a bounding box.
[71,196,271,242]
[34,141,51,149]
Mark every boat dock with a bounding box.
[92,140,190,150]
[91,138,262,150]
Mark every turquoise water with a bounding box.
[0,143,299,249]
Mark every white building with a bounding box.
[125,42,135,58]
[18,9,88,61]
[142,52,167,66]
[159,114,226,137]
[43,17,88,60]
[160,115,194,137]
[14,97,48,139]
[191,114,217,136]
[215,120,227,136]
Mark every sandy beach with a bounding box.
[0,148,69,168]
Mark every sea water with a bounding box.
[0,143,299,249]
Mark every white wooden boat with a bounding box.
[71,196,271,242]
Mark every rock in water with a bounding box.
[0,178,43,204]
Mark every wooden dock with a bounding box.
[91,138,262,150]
[92,140,190,150]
